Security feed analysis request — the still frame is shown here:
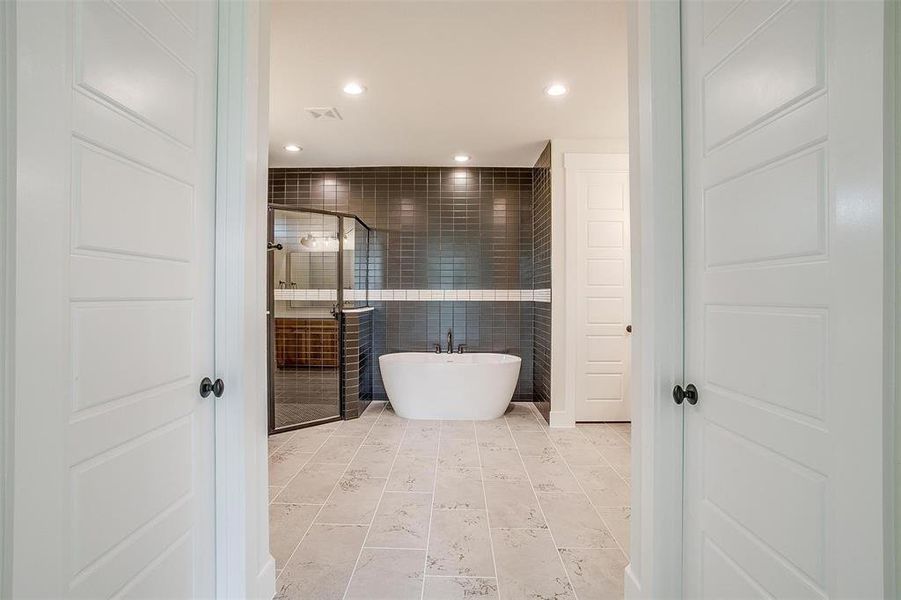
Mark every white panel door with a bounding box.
[682,1,887,598]
[565,154,631,422]
[12,1,218,597]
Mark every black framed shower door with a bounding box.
[267,206,371,435]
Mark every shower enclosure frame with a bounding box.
[267,205,372,435]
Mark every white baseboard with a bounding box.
[256,556,276,600]
[549,410,575,428]
[624,563,641,599]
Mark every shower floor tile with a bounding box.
[270,402,631,600]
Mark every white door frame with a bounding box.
[624,1,684,597]
[213,1,275,599]
[0,1,15,596]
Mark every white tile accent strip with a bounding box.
[274,289,552,302]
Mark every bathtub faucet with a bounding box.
[447,329,453,354]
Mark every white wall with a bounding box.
[549,139,628,428]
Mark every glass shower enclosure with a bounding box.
[267,206,371,433]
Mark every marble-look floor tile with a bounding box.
[578,423,630,448]
[521,453,581,493]
[276,523,367,600]
[538,493,617,549]
[269,486,283,503]
[405,419,440,433]
[474,421,515,447]
[268,449,314,488]
[268,411,632,600]
[344,548,424,600]
[597,505,631,555]
[559,547,627,599]
[598,444,632,479]
[433,467,485,510]
[491,528,575,600]
[316,475,386,525]
[346,444,398,479]
[364,422,406,447]
[570,464,631,506]
[334,418,378,438]
[387,453,436,492]
[426,510,495,577]
[478,444,522,467]
[277,428,332,454]
[438,437,480,468]
[310,435,364,464]
[440,420,477,440]
[422,576,499,600]
[399,433,440,457]
[607,422,631,443]
[268,431,296,456]
[505,415,544,432]
[367,491,432,549]
[276,462,345,504]
[269,503,320,569]
[483,481,546,529]
[549,431,605,466]
[511,430,556,456]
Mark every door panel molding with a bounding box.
[682,1,890,597]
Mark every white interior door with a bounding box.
[682,1,888,597]
[12,1,219,597]
[565,153,631,422]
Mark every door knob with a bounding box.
[626,325,632,333]
[199,377,225,398]
[672,383,698,405]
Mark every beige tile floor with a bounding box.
[268,401,631,600]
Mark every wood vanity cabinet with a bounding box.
[275,318,339,368]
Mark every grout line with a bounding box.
[474,418,503,599]
[342,407,409,600]
[548,417,630,560]
[422,574,497,580]
[573,424,632,490]
[268,430,298,457]
[269,485,285,505]
[274,403,383,589]
[606,422,632,446]
[504,406,580,600]
[418,419,444,600]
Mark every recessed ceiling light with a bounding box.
[343,82,366,95]
[284,144,302,152]
[454,154,471,163]
[545,83,568,97]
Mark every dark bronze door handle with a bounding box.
[199,377,225,398]
[672,383,698,405]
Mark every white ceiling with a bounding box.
[269,1,628,168]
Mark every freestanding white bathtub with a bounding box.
[379,352,522,420]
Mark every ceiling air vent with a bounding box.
[305,107,343,121]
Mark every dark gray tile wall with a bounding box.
[532,143,552,422]
[342,311,373,419]
[269,166,538,404]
